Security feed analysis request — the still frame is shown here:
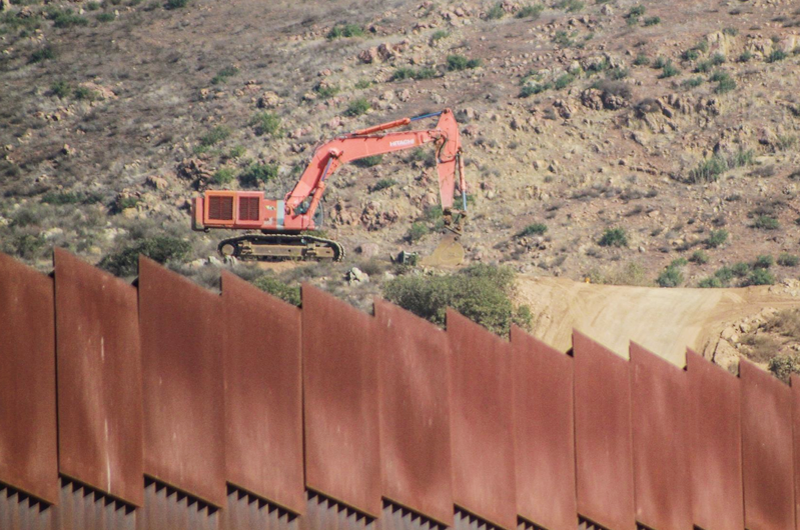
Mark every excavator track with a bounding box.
[217,233,345,262]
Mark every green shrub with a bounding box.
[239,163,278,187]
[556,0,584,13]
[41,191,100,205]
[599,227,628,247]
[682,76,704,88]
[608,67,629,80]
[446,54,480,71]
[228,145,245,158]
[86,1,101,9]
[688,156,728,183]
[713,72,736,94]
[517,223,547,237]
[516,4,544,18]
[753,216,780,230]
[354,79,373,89]
[695,60,712,73]
[212,167,235,185]
[211,66,238,85]
[314,82,340,98]
[739,50,753,62]
[730,262,750,277]
[554,73,575,89]
[657,265,683,287]
[30,46,56,63]
[345,97,370,117]
[769,354,800,383]
[73,86,97,100]
[652,56,667,68]
[690,250,709,264]
[199,126,230,147]
[723,27,738,36]
[744,268,776,286]
[698,277,723,288]
[6,234,46,260]
[519,82,551,97]
[165,0,189,8]
[50,79,72,98]
[392,66,437,81]
[250,111,282,136]
[643,16,660,26]
[353,155,383,168]
[778,253,799,267]
[633,53,650,66]
[553,30,573,47]
[251,276,301,306]
[407,222,429,242]
[371,178,396,191]
[627,5,646,17]
[487,2,505,19]
[683,49,700,61]
[715,266,734,283]
[383,264,531,336]
[768,49,788,62]
[327,23,364,39]
[99,236,191,277]
[754,254,774,269]
[96,12,115,22]
[659,60,679,78]
[706,229,728,248]
[431,29,449,41]
[48,8,89,28]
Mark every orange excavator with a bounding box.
[191,108,467,262]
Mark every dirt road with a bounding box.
[516,277,800,367]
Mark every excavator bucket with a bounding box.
[420,232,465,268]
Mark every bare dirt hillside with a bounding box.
[516,275,800,366]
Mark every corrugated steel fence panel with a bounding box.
[53,249,144,506]
[137,257,227,508]
[510,326,576,530]
[740,358,795,530]
[572,331,636,530]
[446,309,516,530]
[685,350,743,530]
[793,374,800,530]
[136,477,218,530]
[629,343,691,530]
[0,254,58,504]
[374,299,453,527]
[301,284,382,517]
[220,486,298,530]
[220,272,305,515]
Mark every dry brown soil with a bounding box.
[516,275,800,366]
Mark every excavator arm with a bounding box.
[192,108,467,261]
[284,109,466,226]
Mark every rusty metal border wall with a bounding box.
[3,251,800,529]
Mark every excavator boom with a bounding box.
[192,109,466,262]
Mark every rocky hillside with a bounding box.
[2,0,800,297]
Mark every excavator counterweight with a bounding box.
[192,108,467,263]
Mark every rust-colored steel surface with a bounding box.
[138,257,226,507]
[446,310,516,530]
[301,285,381,517]
[53,249,144,506]
[793,374,800,530]
[740,358,795,530]
[510,326,576,530]
[0,254,58,504]
[628,343,691,530]
[572,331,635,530]
[685,350,743,530]
[374,299,453,527]
[220,272,304,515]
